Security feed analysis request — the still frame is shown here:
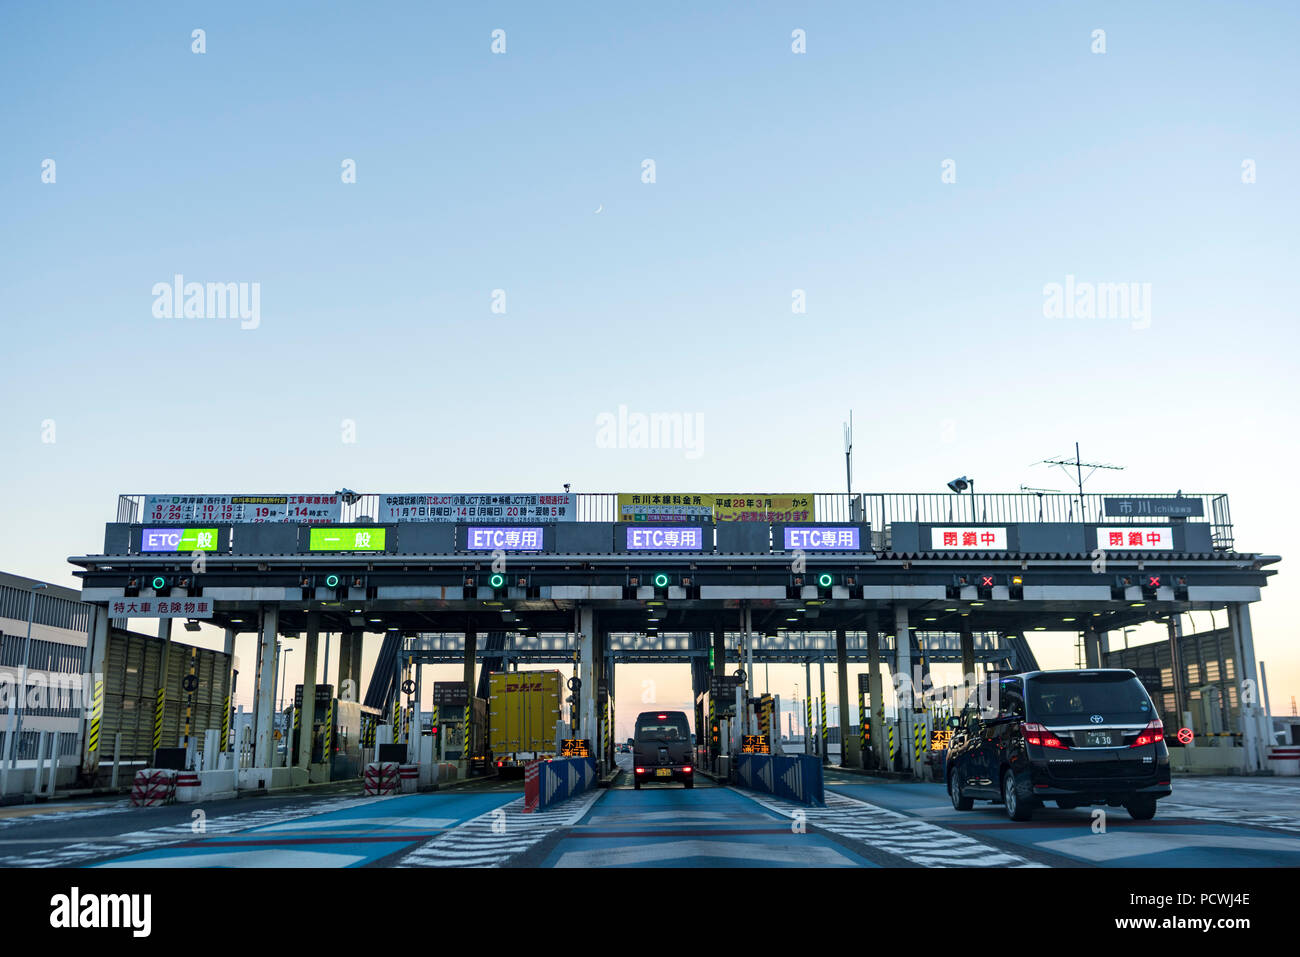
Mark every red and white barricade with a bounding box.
[131,769,177,807]
[364,761,400,795]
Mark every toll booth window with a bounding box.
[635,715,689,741]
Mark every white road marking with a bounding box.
[735,789,1046,867]
[1037,831,1300,863]
[397,791,604,868]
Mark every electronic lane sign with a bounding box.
[308,527,387,551]
[561,739,592,757]
[625,526,704,550]
[464,526,545,551]
[782,526,861,550]
[433,682,469,708]
[931,527,1009,550]
[1096,527,1173,550]
[141,528,219,552]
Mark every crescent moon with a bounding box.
[594,204,603,214]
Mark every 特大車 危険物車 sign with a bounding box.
[378,494,574,522]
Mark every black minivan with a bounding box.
[946,670,1171,821]
[632,711,694,789]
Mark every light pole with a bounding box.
[2,583,49,797]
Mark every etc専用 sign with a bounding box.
[625,526,704,550]
[464,526,545,551]
[783,526,860,550]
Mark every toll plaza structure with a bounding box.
[67,490,1279,789]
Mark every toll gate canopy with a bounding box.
[67,489,1279,773]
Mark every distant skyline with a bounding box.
[2,2,1295,719]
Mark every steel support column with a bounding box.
[835,627,850,767]
[866,611,884,768]
[298,612,319,768]
[253,606,278,767]
[894,604,913,774]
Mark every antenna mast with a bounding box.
[1035,442,1124,521]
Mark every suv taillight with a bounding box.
[1022,722,1067,749]
[1131,720,1164,747]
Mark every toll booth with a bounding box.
[291,683,380,781]
[437,697,487,769]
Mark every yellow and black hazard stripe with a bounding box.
[462,704,471,757]
[857,690,867,754]
[322,699,335,756]
[804,696,812,745]
[888,722,895,762]
[87,679,104,754]
[153,686,165,751]
[820,690,827,747]
[220,693,231,751]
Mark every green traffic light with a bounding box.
[817,573,834,588]
[325,574,340,588]
[653,573,670,588]
[489,573,505,588]
[151,576,166,590]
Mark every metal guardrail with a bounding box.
[113,491,1235,550]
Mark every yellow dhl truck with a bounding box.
[488,670,562,778]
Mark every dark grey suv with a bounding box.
[632,711,694,789]
[947,670,1172,821]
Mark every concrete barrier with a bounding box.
[130,769,177,807]
[364,762,399,796]
[1267,746,1300,776]
[398,765,419,793]
[237,766,295,791]
[735,753,825,806]
[173,769,238,803]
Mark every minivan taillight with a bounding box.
[1131,720,1164,747]
[1022,722,1067,749]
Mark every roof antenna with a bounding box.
[1033,443,1124,521]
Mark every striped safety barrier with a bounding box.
[323,699,335,757]
[153,686,165,751]
[819,690,827,752]
[87,679,104,754]
[857,690,867,760]
[220,693,231,751]
[131,769,177,807]
[888,723,895,765]
[805,696,813,751]
[363,761,400,795]
[463,704,471,760]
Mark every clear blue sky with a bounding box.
[2,2,1296,726]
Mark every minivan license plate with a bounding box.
[1083,731,1114,747]
[655,768,672,777]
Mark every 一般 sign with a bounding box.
[308,527,387,551]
